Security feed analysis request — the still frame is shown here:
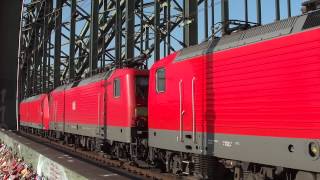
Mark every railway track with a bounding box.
[17,131,188,180]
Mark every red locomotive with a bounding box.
[19,94,50,131]
[19,9,320,180]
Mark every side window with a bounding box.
[113,78,121,97]
[156,68,165,92]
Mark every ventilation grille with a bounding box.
[303,10,320,30]
[75,71,109,87]
[175,41,211,61]
[243,17,297,39]
[218,31,244,46]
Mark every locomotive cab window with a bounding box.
[156,68,165,92]
[113,78,121,97]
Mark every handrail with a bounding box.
[192,77,196,143]
[98,94,100,135]
[179,80,184,142]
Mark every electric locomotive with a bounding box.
[19,8,320,180]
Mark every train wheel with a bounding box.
[168,153,182,175]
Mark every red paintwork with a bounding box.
[19,100,28,124]
[149,28,320,139]
[64,80,105,127]
[62,68,148,129]
[105,69,148,128]
[49,87,66,129]
[19,94,50,130]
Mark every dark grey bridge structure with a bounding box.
[18,0,295,100]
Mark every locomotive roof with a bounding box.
[176,9,320,62]
[70,68,147,88]
[72,69,114,88]
[50,70,113,92]
[21,94,45,103]
[51,68,145,92]
[53,83,73,91]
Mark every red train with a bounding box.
[20,94,50,131]
[19,10,320,180]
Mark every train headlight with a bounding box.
[308,142,320,159]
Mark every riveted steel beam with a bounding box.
[89,0,99,75]
[154,0,160,61]
[54,0,63,88]
[183,0,198,46]
[115,0,122,68]
[125,0,135,60]
[275,0,280,21]
[167,0,171,55]
[256,0,261,25]
[287,0,291,17]
[211,0,215,35]
[42,0,50,93]
[245,0,248,24]
[69,0,76,80]
[204,0,208,39]
[221,0,229,35]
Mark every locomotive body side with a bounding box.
[148,12,320,173]
[148,51,207,151]
[49,85,69,133]
[106,68,148,143]
[19,100,28,126]
[20,94,49,130]
[50,68,148,143]
[64,73,106,138]
[210,27,320,173]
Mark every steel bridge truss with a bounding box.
[18,0,294,99]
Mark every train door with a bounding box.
[96,79,108,139]
[178,76,197,147]
[54,101,57,130]
[97,81,106,138]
